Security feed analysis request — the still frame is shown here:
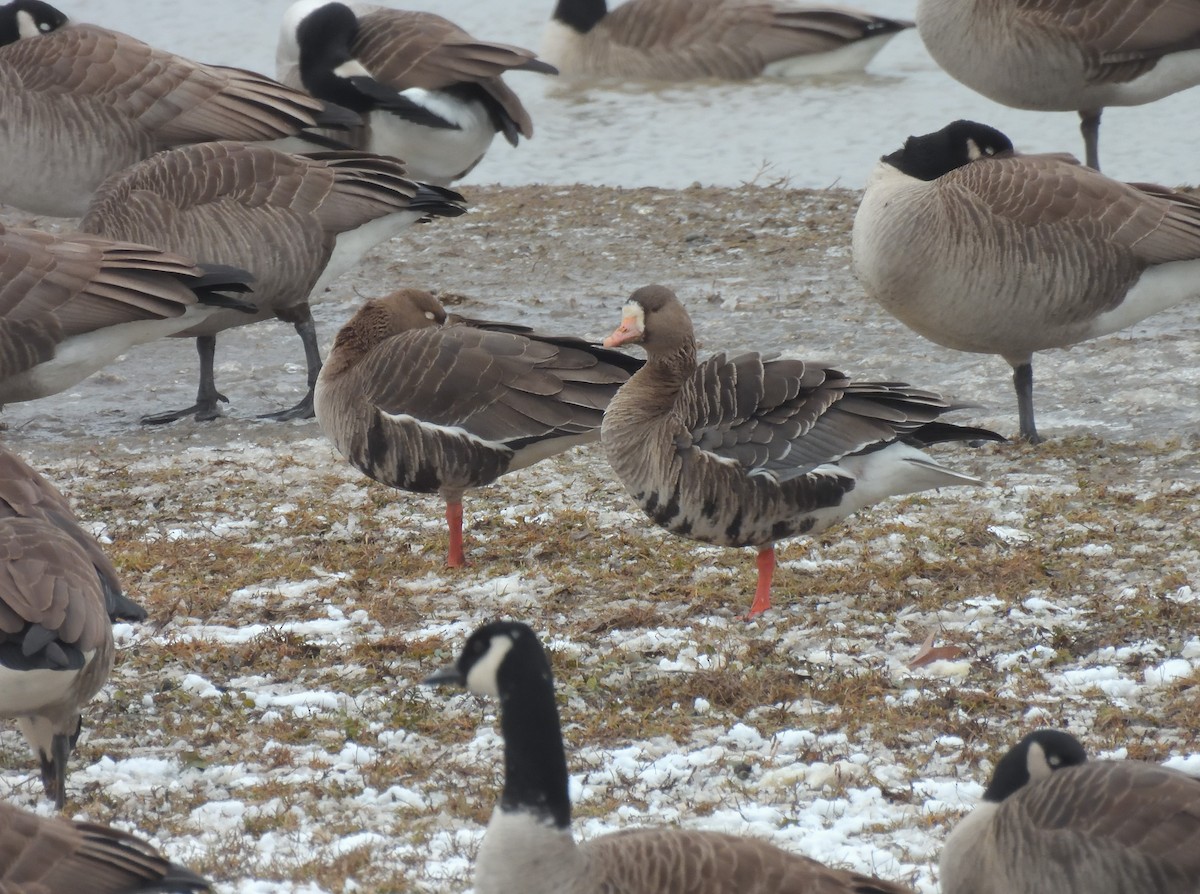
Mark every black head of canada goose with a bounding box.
[314,288,642,566]
[940,728,1200,894]
[542,0,912,81]
[916,0,1200,170]
[424,620,919,894]
[0,220,254,413]
[599,285,1002,618]
[852,119,1200,444]
[0,798,210,892]
[79,142,466,424]
[277,0,557,186]
[0,0,359,218]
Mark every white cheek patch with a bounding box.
[966,138,982,161]
[621,301,646,334]
[1025,740,1054,781]
[16,10,41,38]
[334,59,373,80]
[465,633,514,698]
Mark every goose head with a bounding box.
[982,729,1089,803]
[603,284,694,356]
[0,0,67,45]
[883,119,1014,181]
[423,620,548,699]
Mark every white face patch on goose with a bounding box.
[966,138,982,161]
[465,632,515,697]
[1025,740,1054,781]
[621,301,646,334]
[333,59,373,79]
[16,10,40,38]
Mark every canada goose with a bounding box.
[0,515,113,808]
[314,288,642,566]
[0,798,210,892]
[600,285,1001,618]
[0,443,145,622]
[916,0,1200,171]
[852,119,1200,444]
[277,1,557,186]
[542,0,912,81]
[425,620,918,894]
[0,0,358,218]
[940,729,1200,894]
[0,220,254,409]
[79,142,466,423]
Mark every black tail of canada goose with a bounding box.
[542,0,912,81]
[852,119,1200,443]
[0,0,359,216]
[78,141,466,423]
[0,798,210,892]
[916,0,1200,170]
[425,620,918,894]
[278,0,557,186]
[940,729,1200,894]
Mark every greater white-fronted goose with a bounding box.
[79,142,466,423]
[0,443,144,622]
[852,119,1200,444]
[0,0,357,217]
[0,515,113,808]
[0,220,253,409]
[0,799,210,892]
[542,0,912,81]
[425,621,919,894]
[916,0,1200,170]
[314,288,642,566]
[600,285,1000,618]
[277,1,557,185]
[941,729,1200,894]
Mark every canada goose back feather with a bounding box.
[0,0,346,216]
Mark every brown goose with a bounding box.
[0,220,253,411]
[426,621,919,894]
[852,119,1200,443]
[917,0,1200,170]
[0,799,210,892]
[941,729,1200,894]
[79,142,466,423]
[600,285,1000,618]
[0,0,356,217]
[314,288,642,566]
[0,443,144,622]
[542,0,912,81]
[0,515,113,808]
[277,0,557,185]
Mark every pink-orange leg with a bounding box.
[745,546,776,619]
[446,501,466,567]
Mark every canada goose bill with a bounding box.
[0,443,145,622]
[852,118,1200,444]
[940,729,1200,894]
[278,1,556,186]
[600,285,1001,618]
[424,620,918,894]
[542,0,912,81]
[313,288,641,566]
[0,516,115,808]
[0,220,254,410]
[916,0,1200,170]
[78,142,466,424]
[0,798,211,892]
[0,0,360,218]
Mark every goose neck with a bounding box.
[497,659,572,830]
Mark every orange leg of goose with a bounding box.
[746,546,776,619]
[446,501,466,567]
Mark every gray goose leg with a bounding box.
[1012,361,1043,444]
[259,318,322,422]
[142,335,227,424]
[1079,108,1102,170]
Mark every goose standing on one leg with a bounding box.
[600,285,1001,618]
[277,1,557,186]
[852,119,1200,444]
[941,729,1200,894]
[79,143,466,423]
[0,0,356,217]
[916,0,1200,170]
[314,288,642,566]
[542,0,912,81]
[425,620,919,894]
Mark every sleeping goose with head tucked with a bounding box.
[600,285,1002,618]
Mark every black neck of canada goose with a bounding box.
[982,729,1088,802]
[883,120,1015,181]
[0,0,67,45]
[553,0,608,34]
[296,2,371,112]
